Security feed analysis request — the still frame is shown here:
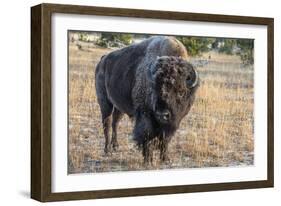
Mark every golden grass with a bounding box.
[68,42,254,173]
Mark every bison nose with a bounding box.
[156,110,171,122]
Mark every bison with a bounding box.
[95,36,199,164]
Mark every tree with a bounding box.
[97,33,133,48]
[237,39,254,65]
[212,38,254,65]
[78,32,89,42]
[177,37,215,56]
[218,39,236,55]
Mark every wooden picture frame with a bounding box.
[31,3,274,202]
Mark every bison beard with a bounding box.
[95,36,199,165]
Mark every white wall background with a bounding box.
[0,0,279,205]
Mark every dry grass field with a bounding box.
[68,40,254,174]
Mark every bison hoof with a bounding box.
[143,157,154,167]
[160,155,171,164]
[143,161,153,168]
[104,147,111,155]
[111,142,119,151]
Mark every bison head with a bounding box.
[147,56,199,129]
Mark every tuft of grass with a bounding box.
[68,41,254,174]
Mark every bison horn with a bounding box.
[191,68,199,88]
[187,68,199,88]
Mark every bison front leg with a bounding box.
[133,111,155,165]
[159,136,171,163]
[143,140,154,165]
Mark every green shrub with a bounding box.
[177,37,215,56]
[218,39,236,55]
[96,33,133,48]
[78,33,89,42]
[237,39,254,65]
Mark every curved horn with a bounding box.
[190,68,199,88]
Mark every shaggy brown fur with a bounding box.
[95,36,199,164]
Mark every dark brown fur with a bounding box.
[95,36,199,164]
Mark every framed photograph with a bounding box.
[31,3,274,202]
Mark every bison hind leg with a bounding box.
[111,107,123,151]
[95,69,114,154]
[97,96,113,154]
[101,107,113,154]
